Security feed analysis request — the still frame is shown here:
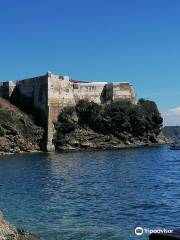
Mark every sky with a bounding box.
[0,0,180,125]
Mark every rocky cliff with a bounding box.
[0,97,168,154]
[53,99,168,151]
[0,98,43,154]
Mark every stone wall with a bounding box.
[47,73,76,151]
[72,82,136,104]
[111,83,136,104]
[0,72,136,151]
[72,82,107,104]
[0,81,15,99]
[10,75,49,151]
[15,75,48,113]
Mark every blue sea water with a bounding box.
[0,145,179,240]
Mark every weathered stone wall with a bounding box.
[46,75,136,150]
[10,75,49,151]
[47,73,76,151]
[0,81,15,99]
[16,75,48,113]
[111,83,136,104]
[72,82,136,104]
[72,82,107,104]
[0,72,136,151]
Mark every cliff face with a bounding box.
[0,98,43,154]
[53,99,168,151]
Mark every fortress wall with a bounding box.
[0,72,136,151]
[47,73,76,151]
[111,83,136,103]
[0,83,9,99]
[16,75,48,113]
[33,76,48,112]
[14,75,50,151]
[72,82,136,104]
[9,82,15,97]
[0,81,15,99]
[72,82,107,104]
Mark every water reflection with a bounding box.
[0,146,179,239]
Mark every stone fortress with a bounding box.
[0,72,136,151]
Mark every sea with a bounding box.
[0,145,179,240]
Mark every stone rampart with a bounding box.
[0,72,136,151]
[0,81,15,99]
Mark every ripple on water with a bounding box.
[0,145,179,240]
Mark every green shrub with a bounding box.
[54,98,163,142]
[104,101,132,135]
[104,100,131,116]
[130,105,147,136]
[55,106,78,133]
[138,98,159,113]
[76,100,101,119]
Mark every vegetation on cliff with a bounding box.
[0,98,43,154]
[53,99,164,151]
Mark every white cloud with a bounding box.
[169,107,180,114]
[162,107,180,126]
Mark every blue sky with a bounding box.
[0,0,180,125]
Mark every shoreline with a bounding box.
[0,150,44,156]
[55,141,168,153]
[0,142,168,156]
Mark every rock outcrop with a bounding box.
[0,213,35,240]
[149,230,180,240]
[53,99,169,151]
[54,127,168,151]
[0,98,43,154]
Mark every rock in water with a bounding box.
[149,229,180,240]
[0,213,35,240]
[0,213,18,240]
